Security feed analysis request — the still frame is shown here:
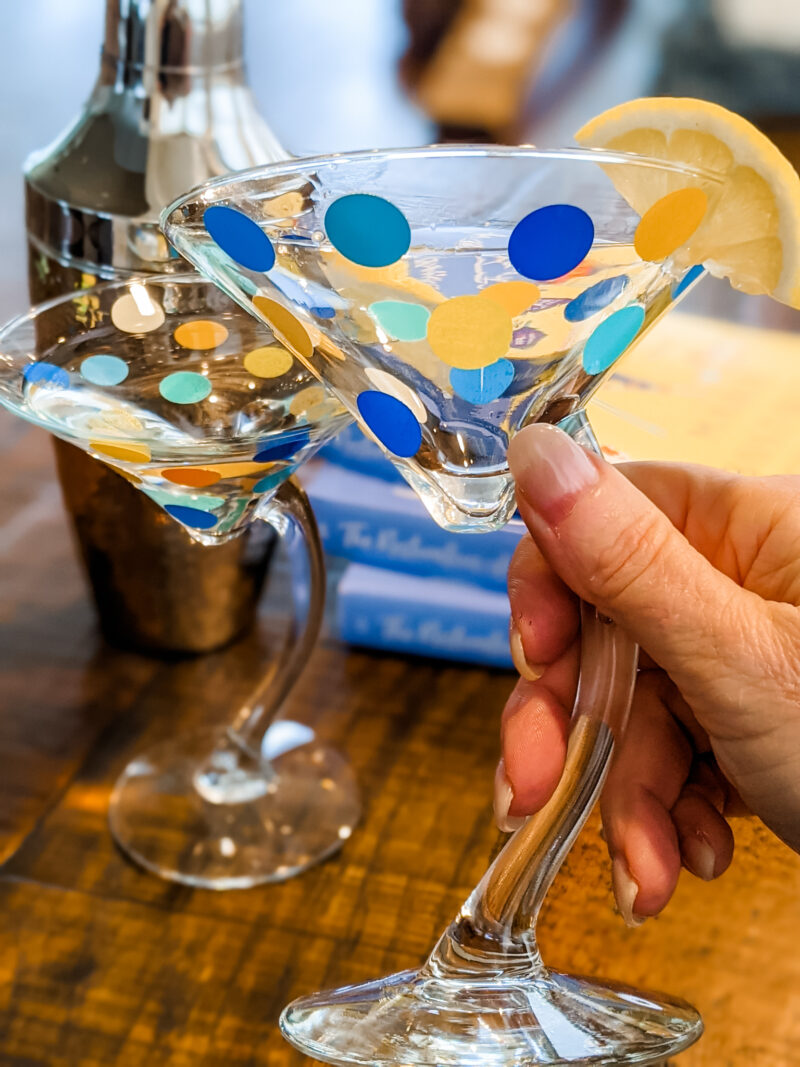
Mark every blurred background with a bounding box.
[2,0,799,327]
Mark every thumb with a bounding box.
[507,424,764,693]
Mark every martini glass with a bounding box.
[164,147,722,1062]
[0,273,361,889]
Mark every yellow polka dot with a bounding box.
[90,440,152,463]
[426,294,512,370]
[480,281,540,317]
[243,344,294,379]
[205,461,275,479]
[264,191,305,218]
[634,187,708,262]
[110,287,165,334]
[173,319,229,350]
[253,296,314,359]
[290,385,327,417]
[105,463,142,485]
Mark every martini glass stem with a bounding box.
[192,478,326,804]
[426,414,639,979]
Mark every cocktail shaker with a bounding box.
[25,0,291,654]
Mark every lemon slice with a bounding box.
[575,97,800,308]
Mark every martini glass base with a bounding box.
[109,727,361,889]
[280,966,703,1067]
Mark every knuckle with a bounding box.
[586,513,672,605]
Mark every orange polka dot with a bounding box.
[426,294,512,370]
[162,467,220,488]
[206,461,275,479]
[634,187,708,262]
[480,281,540,317]
[173,319,229,350]
[253,296,314,359]
[90,440,151,463]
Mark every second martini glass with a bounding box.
[163,147,722,1061]
[0,274,360,889]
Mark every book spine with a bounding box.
[336,576,513,669]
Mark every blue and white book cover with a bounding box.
[336,563,513,669]
[301,462,525,592]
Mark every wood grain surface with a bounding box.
[1,406,799,1066]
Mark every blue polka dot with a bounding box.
[204,205,275,272]
[164,504,219,530]
[508,204,594,282]
[325,195,411,268]
[254,429,310,462]
[672,264,704,298]
[564,275,629,323]
[253,469,290,494]
[582,305,646,375]
[357,390,422,458]
[23,362,69,388]
[80,354,129,386]
[450,359,514,404]
[311,306,336,319]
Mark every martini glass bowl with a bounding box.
[0,274,360,889]
[163,147,721,1061]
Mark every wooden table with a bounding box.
[2,338,800,1066]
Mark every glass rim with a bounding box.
[0,270,351,460]
[162,142,725,225]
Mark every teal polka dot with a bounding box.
[582,306,646,375]
[253,468,292,494]
[325,194,411,268]
[80,354,129,386]
[369,300,430,342]
[159,371,212,404]
[146,488,225,510]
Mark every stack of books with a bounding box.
[301,424,522,668]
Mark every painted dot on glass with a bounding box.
[365,367,427,423]
[110,288,166,333]
[357,390,422,458]
[253,469,288,495]
[23,362,69,388]
[164,504,219,530]
[80,354,129,386]
[450,359,515,405]
[480,281,541,317]
[208,461,273,478]
[325,194,411,268]
[254,429,311,463]
[369,300,430,342]
[634,187,708,262]
[159,371,212,404]
[564,275,629,323]
[162,467,220,488]
[252,296,314,359]
[173,319,229,351]
[582,305,646,376]
[427,294,512,370]
[290,386,326,418]
[244,344,294,379]
[90,440,151,463]
[672,264,704,298]
[508,204,594,281]
[204,205,276,272]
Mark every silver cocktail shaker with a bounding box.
[25,0,292,654]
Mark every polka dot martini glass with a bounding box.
[0,274,362,889]
[162,147,723,1063]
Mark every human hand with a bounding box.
[495,424,800,925]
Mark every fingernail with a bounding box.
[509,619,545,681]
[682,833,717,882]
[612,856,646,927]
[494,760,526,833]
[508,424,599,526]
